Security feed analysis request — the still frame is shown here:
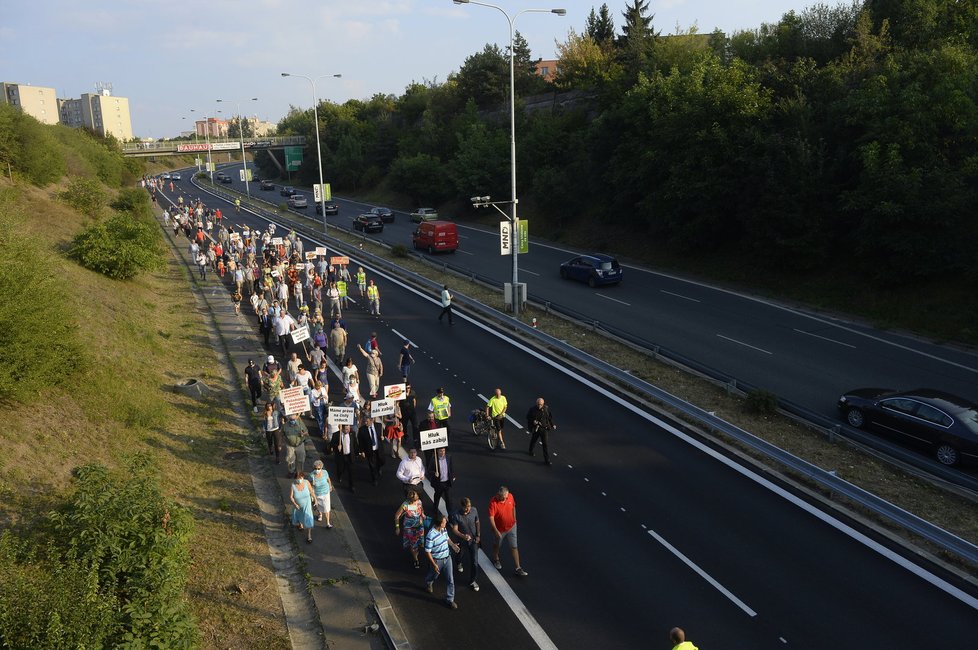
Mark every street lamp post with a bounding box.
[184,113,202,171]
[217,98,258,197]
[453,0,565,317]
[281,72,342,234]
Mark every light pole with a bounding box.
[217,97,258,197]
[183,114,201,171]
[281,72,342,234]
[191,109,213,177]
[453,0,565,316]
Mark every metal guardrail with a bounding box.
[190,175,978,568]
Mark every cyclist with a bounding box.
[486,388,508,450]
[235,197,242,213]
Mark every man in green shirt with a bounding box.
[486,388,508,450]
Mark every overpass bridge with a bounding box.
[122,135,307,157]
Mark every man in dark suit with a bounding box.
[356,412,385,486]
[427,446,455,514]
[258,308,272,347]
[331,424,357,492]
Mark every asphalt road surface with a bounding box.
[162,172,978,649]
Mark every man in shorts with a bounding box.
[488,486,526,577]
[486,388,508,449]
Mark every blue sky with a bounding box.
[1,1,825,139]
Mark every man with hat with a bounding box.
[428,387,452,436]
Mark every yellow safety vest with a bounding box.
[487,395,508,418]
[337,281,347,297]
[431,395,450,420]
[357,271,366,285]
[367,285,379,300]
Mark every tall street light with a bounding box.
[453,0,566,316]
[217,97,258,197]
[191,109,214,179]
[183,114,201,171]
[281,72,342,233]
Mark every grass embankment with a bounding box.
[0,180,289,648]
[237,190,978,574]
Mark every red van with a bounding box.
[412,220,459,254]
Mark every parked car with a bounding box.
[260,180,275,191]
[316,201,339,216]
[280,186,295,196]
[838,388,978,466]
[370,207,394,223]
[171,172,182,181]
[410,207,438,223]
[353,213,384,233]
[559,253,623,287]
[288,194,308,208]
[412,220,458,254]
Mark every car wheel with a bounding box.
[428,246,435,255]
[936,443,960,466]
[560,268,568,280]
[846,408,865,428]
[588,276,597,288]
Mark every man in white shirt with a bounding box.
[276,309,296,358]
[396,448,425,494]
[333,424,356,491]
[438,285,454,325]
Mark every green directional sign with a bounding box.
[517,220,529,254]
[285,146,303,171]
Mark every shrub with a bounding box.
[391,244,409,258]
[69,210,166,280]
[0,457,199,648]
[0,104,66,186]
[111,187,152,220]
[744,389,779,415]
[0,195,85,403]
[58,177,106,218]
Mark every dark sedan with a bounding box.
[370,206,394,223]
[352,213,384,233]
[316,201,339,216]
[838,388,978,466]
[280,186,295,196]
[559,253,623,287]
[260,180,275,191]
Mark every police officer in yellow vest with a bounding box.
[428,387,451,436]
[366,279,380,316]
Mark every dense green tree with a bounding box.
[227,116,254,139]
[617,0,657,82]
[585,3,616,49]
[455,44,509,108]
[387,153,452,205]
[555,29,622,90]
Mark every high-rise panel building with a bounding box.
[1,82,59,124]
[77,92,133,140]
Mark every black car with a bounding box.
[353,213,384,233]
[280,186,295,196]
[316,201,339,216]
[260,180,275,191]
[370,206,394,223]
[559,253,623,287]
[837,388,978,466]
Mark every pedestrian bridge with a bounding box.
[122,135,306,157]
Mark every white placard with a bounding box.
[315,247,328,256]
[271,237,283,245]
[313,184,323,203]
[328,406,356,425]
[290,325,310,344]
[499,221,512,255]
[305,252,317,260]
[419,427,448,451]
[370,398,396,418]
[383,383,406,401]
[281,386,311,415]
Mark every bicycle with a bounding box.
[470,409,497,449]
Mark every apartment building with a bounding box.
[1,82,59,124]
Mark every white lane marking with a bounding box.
[794,328,856,349]
[390,329,418,348]
[519,268,540,276]
[648,528,758,617]
[596,294,631,306]
[475,393,523,429]
[716,334,772,355]
[660,289,701,303]
[455,249,474,256]
[194,190,978,621]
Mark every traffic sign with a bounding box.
[285,146,303,171]
[499,221,511,256]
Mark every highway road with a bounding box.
[211,165,978,432]
[163,170,978,649]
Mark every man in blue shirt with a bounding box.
[424,513,461,609]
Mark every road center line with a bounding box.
[647,528,758,617]
[716,334,772,355]
[660,289,701,303]
[390,329,417,348]
[519,268,540,276]
[793,328,856,349]
[455,249,474,256]
[596,294,631,306]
